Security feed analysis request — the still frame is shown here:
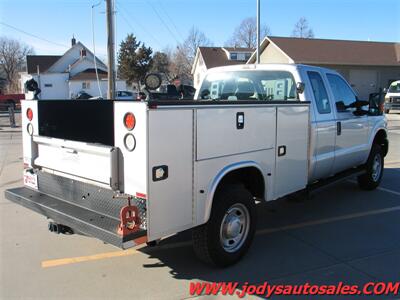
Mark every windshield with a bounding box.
[388,82,400,93]
[198,70,297,101]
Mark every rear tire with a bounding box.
[357,144,384,190]
[192,184,256,267]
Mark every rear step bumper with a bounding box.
[5,187,147,249]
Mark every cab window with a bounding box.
[198,70,297,101]
[308,71,331,114]
[326,74,357,112]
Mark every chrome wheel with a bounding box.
[219,203,250,253]
[371,153,382,182]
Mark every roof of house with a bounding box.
[69,68,107,80]
[26,55,62,74]
[197,47,254,70]
[223,47,255,52]
[249,36,400,66]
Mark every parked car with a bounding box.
[116,90,138,100]
[6,64,388,267]
[384,80,400,113]
[73,91,93,100]
[0,93,24,110]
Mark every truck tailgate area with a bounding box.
[33,136,119,189]
[5,171,147,249]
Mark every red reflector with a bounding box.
[26,108,33,121]
[124,112,136,130]
[136,192,147,200]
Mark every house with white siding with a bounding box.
[20,37,126,99]
[191,47,254,90]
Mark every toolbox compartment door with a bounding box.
[33,136,119,189]
[274,105,309,198]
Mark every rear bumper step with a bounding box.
[5,187,146,249]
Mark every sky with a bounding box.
[0,0,399,59]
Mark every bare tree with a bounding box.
[226,17,271,48]
[0,37,33,93]
[291,17,315,38]
[182,26,212,64]
[169,27,212,83]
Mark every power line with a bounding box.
[157,1,185,41]
[115,0,163,48]
[0,21,69,49]
[147,1,182,45]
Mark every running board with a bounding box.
[307,165,366,192]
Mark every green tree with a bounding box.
[118,34,153,89]
[151,51,170,76]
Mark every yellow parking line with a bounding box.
[41,248,139,268]
[41,205,400,268]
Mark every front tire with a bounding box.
[357,144,384,190]
[192,185,256,267]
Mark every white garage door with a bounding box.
[349,69,378,100]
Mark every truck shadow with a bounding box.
[138,170,400,290]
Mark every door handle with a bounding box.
[337,121,341,136]
[236,112,244,129]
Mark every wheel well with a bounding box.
[373,130,388,157]
[215,167,265,199]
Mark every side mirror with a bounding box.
[349,100,369,109]
[336,101,347,112]
[383,88,388,93]
[296,82,305,94]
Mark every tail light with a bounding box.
[26,108,33,121]
[124,112,136,130]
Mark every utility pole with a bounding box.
[106,0,116,99]
[256,0,261,64]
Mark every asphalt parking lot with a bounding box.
[0,113,399,300]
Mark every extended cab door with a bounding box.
[306,70,336,181]
[325,73,369,173]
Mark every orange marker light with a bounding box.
[124,112,136,130]
[27,108,33,121]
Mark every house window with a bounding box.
[44,83,53,88]
[230,53,238,60]
[245,53,252,60]
[82,82,90,89]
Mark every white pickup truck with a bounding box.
[6,64,388,267]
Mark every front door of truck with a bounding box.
[326,73,369,173]
[307,71,336,181]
